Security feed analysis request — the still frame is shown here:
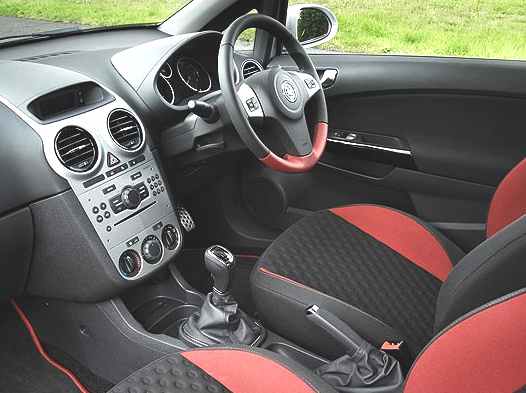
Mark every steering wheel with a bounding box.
[218,14,328,173]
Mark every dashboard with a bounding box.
[0,28,264,302]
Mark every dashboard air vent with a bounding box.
[55,126,98,172]
[108,109,143,151]
[242,60,263,79]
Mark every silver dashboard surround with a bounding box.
[0,85,182,281]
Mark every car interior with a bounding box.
[1,0,526,392]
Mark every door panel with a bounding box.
[252,54,526,251]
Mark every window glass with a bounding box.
[0,0,192,39]
[291,0,526,60]
[235,10,258,52]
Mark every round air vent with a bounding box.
[107,109,144,151]
[55,126,98,172]
[241,59,263,80]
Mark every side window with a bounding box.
[289,1,526,60]
[235,28,257,52]
[234,10,258,52]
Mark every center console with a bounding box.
[4,78,184,281]
[76,148,182,280]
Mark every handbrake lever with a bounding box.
[306,305,404,392]
[306,305,368,357]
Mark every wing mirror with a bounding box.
[286,4,338,48]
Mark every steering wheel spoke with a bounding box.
[237,82,264,120]
[270,114,312,157]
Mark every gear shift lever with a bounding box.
[179,245,265,347]
[205,245,235,296]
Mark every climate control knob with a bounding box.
[121,186,141,209]
[162,224,179,250]
[141,235,163,264]
[119,250,141,278]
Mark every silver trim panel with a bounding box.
[328,137,412,156]
[0,85,182,281]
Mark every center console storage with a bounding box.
[124,256,329,371]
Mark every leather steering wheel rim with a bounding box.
[219,14,328,173]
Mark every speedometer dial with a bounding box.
[176,57,212,93]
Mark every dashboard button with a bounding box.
[96,215,103,223]
[100,202,107,210]
[129,154,146,167]
[92,206,99,214]
[103,184,117,195]
[126,236,140,247]
[83,174,105,189]
[131,171,142,181]
[106,163,128,178]
[104,211,111,219]
[107,152,121,167]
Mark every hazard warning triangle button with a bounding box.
[107,152,121,167]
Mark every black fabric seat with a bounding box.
[107,289,526,393]
[107,346,337,393]
[251,159,526,359]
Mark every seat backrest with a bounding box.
[404,289,526,393]
[486,158,526,238]
[434,214,526,332]
[433,158,526,331]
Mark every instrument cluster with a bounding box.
[157,55,214,106]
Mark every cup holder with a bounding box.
[131,297,200,338]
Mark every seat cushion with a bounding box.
[251,205,464,356]
[108,347,337,393]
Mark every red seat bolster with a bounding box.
[404,291,526,393]
[331,205,453,281]
[182,349,317,393]
[486,159,526,238]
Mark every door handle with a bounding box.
[328,130,412,156]
[319,69,338,88]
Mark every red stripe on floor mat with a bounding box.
[10,299,91,393]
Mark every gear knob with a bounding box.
[204,245,236,294]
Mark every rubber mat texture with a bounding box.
[0,304,80,393]
[0,303,112,393]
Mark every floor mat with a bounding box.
[0,302,88,393]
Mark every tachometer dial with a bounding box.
[176,57,212,93]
